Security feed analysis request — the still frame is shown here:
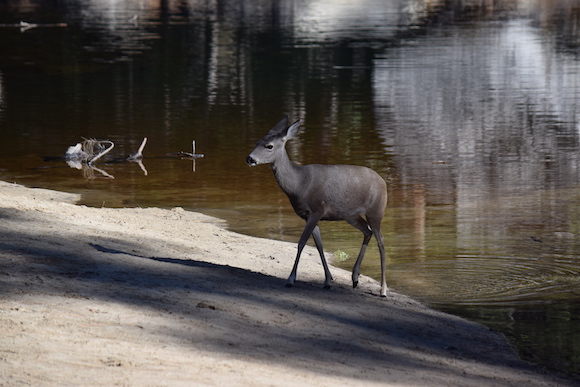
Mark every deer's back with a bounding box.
[283,164,387,221]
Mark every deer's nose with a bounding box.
[246,155,257,166]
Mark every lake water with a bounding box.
[0,0,579,377]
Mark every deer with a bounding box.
[246,116,388,297]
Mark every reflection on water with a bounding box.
[373,16,580,292]
[0,0,579,378]
[291,0,402,44]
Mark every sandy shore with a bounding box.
[0,180,576,386]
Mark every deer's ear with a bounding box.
[268,116,289,135]
[285,119,302,139]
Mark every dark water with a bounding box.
[1,0,579,378]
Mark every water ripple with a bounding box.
[412,255,580,306]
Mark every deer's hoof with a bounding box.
[323,285,331,290]
[352,281,358,289]
[285,283,293,288]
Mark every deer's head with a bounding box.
[246,116,302,167]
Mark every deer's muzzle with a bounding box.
[246,155,257,167]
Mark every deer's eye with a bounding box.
[265,144,274,150]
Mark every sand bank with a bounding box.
[0,181,575,386]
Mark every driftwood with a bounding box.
[64,138,145,178]
[64,138,151,166]
[127,137,147,161]
[65,139,115,167]
[64,139,116,179]
[63,137,203,177]
[126,137,148,175]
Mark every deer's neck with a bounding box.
[271,151,302,195]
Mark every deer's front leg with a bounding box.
[312,225,333,289]
[286,215,321,287]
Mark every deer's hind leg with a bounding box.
[347,216,373,289]
[367,214,387,297]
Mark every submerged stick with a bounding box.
[138,137,147,155]
[127,137,147,161]
[126,137,148,175]
[167,139,205,159]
